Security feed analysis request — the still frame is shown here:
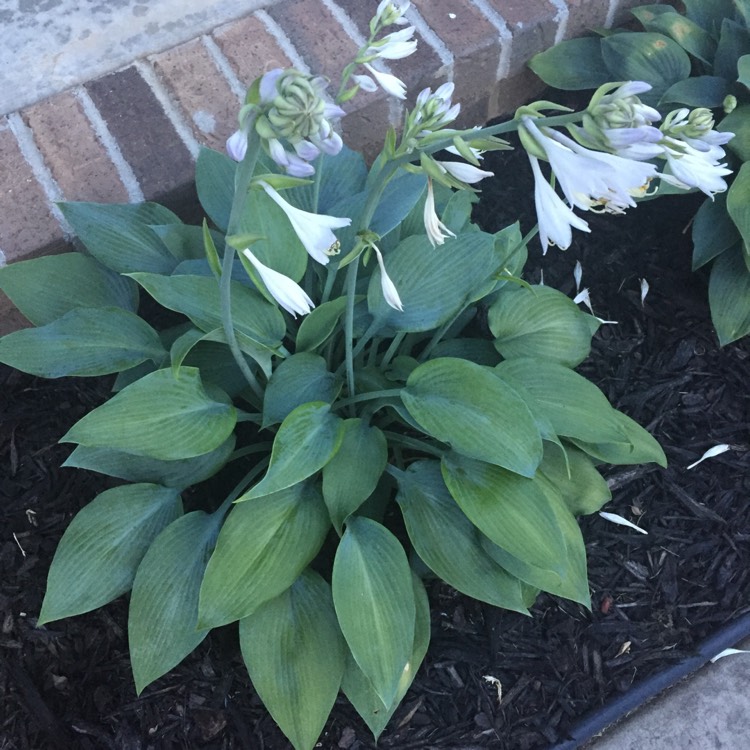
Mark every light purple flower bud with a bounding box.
[323,102,347,120]
[259,68,284,103]
[285,154,316,177]
[267,137,290,168]
[294,140,320,161]
[226,129,248,162]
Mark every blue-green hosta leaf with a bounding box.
[718,105,750,162]
[601,33,691,105]
[441,452,567,575]
[263,353,340,427]
[332,517,415,707]
[63,435,236,489]
[59,201,181,274]
[682,0,734,36]
[239,570,346,750]
[38,484,182,624]
[528,37,611,90]
[367,233,499,333]
[633,9,716,63]
[129,272,285,350]
[198,482,330,628]
[0,307,165,378]
[494,358,628,445]
[692,193,740,270]
[726,163,750,252]
[537,442,611,516]
[480,479,590,607]
[62,367,236,461]
[295,296,350,352]
[402,358,543,477]
[322,419,388,533]
[149,224,222,263]
[195,147,236,232]
[660,76,730,108]
[129,511,219,693]
[714,19,750,80]
[395,461,530,613]
[341,572,430,740]
[242,402,345,500]
[0,252,138,326]
[489,285,599,367]
[570,411,667,467]
[709,244,750,345]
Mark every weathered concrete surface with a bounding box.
[0,0,276,114]
[589,640,750,749]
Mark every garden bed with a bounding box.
[2,144,749,749]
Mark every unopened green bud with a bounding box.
[724,95,738,114]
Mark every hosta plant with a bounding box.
[529,0,750,344]
[0,2,719,747]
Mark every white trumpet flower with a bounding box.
[363,63,407,100]
[260,182,351,265]
[367,26,417,59]
[423,179,456,247]
[528,155,590,253]
[371,244,403,311]
[437,160,494,184]
[242,248,314,317]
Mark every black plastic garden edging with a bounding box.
[551,611,750,749]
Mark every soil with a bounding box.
[2,144,749,750]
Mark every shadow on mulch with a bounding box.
[2,145,749,749]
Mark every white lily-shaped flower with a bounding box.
[522,118,657,214]
[437,160,494,184]
[373,0,410,27]
[423,178,456,247]
[529,155,590,253]
[242,248,314,317]
[260,182,351,265]
[363,63,407,99]
[371,244,403,311]
[367,26,417,59]
[659,139,733,197]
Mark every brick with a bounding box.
[152,39,239,152]
[565,0,610,37]
[267,0,360,85]
[85,67,194,205]
[334,0,448,102]
[213,14,293,87]
[484,0,559,75]
[21,91,130,204]
[0,119,65,267]
[0,299,33,335]
[489,67,547,121]
[341,96,393,163]
[411,0,503,127]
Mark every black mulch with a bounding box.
[2,145,749,750]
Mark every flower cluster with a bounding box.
[521,82,735,253]
[227,68,345,176]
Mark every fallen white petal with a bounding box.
[640,277,649,306]
[687,444,731,470]
[710,648,750,663]
[599,512,648,534]
[574,260,582,292]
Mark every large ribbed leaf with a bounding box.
[38,484,182,624]
[332,517,415,707]
[395,461,530,612]
[441,452,566,574]
[0,252,137,326]
[62,367,236,460]
[402,358,542,477]
[129,511,218,693]
[198,483,329,628]
[239,571,346,750]
[0,307,165,378]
